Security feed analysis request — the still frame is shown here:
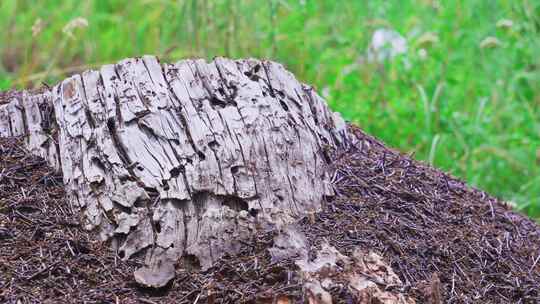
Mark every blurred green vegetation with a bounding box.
[1,0,539,219]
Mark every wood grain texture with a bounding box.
[0,56,348,287]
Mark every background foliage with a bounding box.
[1,0,539,219]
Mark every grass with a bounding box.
[1,0,539,219]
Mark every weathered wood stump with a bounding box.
[0,56,348,287]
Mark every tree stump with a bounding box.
[0,56,348,287]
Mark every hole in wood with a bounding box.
[248,208,259,217]
[181,254,201,272]
[252,64,261,73]
[209,96,227,108]
[169,166,183,178]
[208,140,220,150]
[162,179,169,191]
[244,71,260,81]
[112,201,132,214]
[231,165,242,175]
[222,195,249,212]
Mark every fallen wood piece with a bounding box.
[0,56,348,287]
[269,226,415,304]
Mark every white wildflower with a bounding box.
[422,0,441,10]
[341,63,359,76]
[321,87,331,99]
[496,19,513,30]
[31,18,44,37]
[480,36,501,49]
[403,57,412,70]
[62,17,89,38]
[416,32,439,48]
[367,29,407,63]
[505,200,517,209]
[418,48,428,60]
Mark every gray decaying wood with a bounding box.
[269,226,415,304]
[0,56,348,287]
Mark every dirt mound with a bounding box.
[1,127,539,303]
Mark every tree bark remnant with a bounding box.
[0,56,348,287]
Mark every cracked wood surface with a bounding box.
[0,56,348,287]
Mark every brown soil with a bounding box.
[1,126,539,303]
